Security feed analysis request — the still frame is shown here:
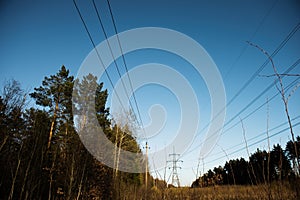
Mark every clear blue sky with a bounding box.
[1,0,300,186]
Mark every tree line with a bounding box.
[0,66,152,200]
[1,65,299,199]
[192,138,300,188]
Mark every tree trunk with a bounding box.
[113,126,119,179]
[67,154,75,200]
[19,131,39,200]
[116,130,125,178]
[8,143,23,200]
[48,100,59,149]
[0,135,8,151]
[76,157,87,200]
[8,159,21,200]
[48,148,58,200]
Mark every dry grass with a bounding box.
[164,185,295,200]
[122,183,297,200]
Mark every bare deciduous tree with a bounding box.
[248,41,300,174]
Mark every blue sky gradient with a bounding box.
[1,0,300,186]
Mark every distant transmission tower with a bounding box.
[168,146,183,187]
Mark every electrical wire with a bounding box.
[105,0,148,140]
[72,0,126,112]
[205,121,300,165]
[223,0,278,80]
[91,0,136,121]
[194,22,300,143]
[183,119,300,169]
[212,115,300,157]
[185,58,300,155]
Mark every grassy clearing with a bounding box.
[163,185,295,200]
[122,183,298,200]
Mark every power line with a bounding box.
[205,121,300,165]
[182,76,299,166]
[221,75,300,136]
[92,0,152,188]
[185,58,300,156]
[223,0,278,80]
[183,110,300,163]
[184,120,300,169]
[74,1,152,189]
[72,0,126,112]
[222,59,300,132]
[211,115,300,158]
[225,22,300,117]
[105,0,148,140]
[91,0,136,121]
[194,22,300,143]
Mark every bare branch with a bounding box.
[287,82,300,103]
[249,41,300,175]
[217,144,236,185]
[240,117,258,185]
